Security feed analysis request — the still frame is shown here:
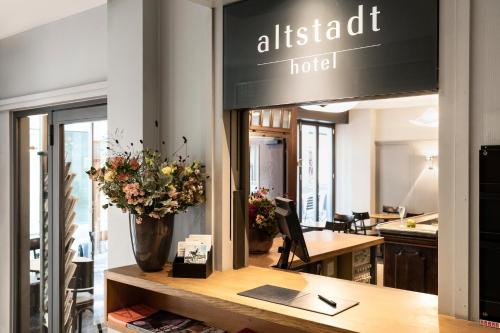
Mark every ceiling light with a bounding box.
[302,101,359,113]
[409,107,439,128]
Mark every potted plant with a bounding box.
[87,138,206,272]
[248,188,278,253]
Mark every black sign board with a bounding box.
[223,0,438,110]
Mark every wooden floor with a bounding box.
[377,262,384,287]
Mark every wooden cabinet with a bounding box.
[383,234,438,295]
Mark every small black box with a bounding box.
[172,250,213,279]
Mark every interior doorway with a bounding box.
[249,135,286,199]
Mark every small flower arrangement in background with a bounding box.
[248,188,278,238]
[87,136,206,223]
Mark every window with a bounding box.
[261,110,271,127]
[250,110,261,126]
[272,110,282,128]
[250,143,260,192]
[298,122,334,222]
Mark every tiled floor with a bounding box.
[79,244,108,333]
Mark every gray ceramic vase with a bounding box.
[129,214,174,272]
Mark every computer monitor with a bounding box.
[274,197,310,268]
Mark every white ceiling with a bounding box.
[189,0,241,8]
[0,0,106,40]
[353,94,439,110]
[299,94,438,114]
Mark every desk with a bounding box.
[249,231,383,284]
[105,265,490,333]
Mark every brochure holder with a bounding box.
[172,250,213,279]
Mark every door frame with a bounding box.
[297,120,335,222]
[11,99,106,333]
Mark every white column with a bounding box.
[438,0,471,319]
[107,0,160,269]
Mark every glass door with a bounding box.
[15,104,106,333]
[16,114,50,333]
[298,122,334,222]
[53,106,107,333]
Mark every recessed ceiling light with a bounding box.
[409,107,439,128]
[302,101,359,113]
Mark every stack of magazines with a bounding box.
[108,304,225,333]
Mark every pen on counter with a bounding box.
[318,294,337,308]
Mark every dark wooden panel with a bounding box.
[383,235,438,295]
[394,249,426,292]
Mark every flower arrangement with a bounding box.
[87,137,206,223]
[248,188,278,238]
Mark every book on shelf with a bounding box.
[126,310,194,332]
[108,305,225,333]
[176,322,226,333]
[108,304,157,327]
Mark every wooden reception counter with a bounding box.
[249,231,383,284]
[249,231,383,269]
[105,265,489,333]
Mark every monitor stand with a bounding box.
[275,236,292,269]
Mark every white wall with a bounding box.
[335,109,376,214]
[0,7,107,332]
[376,141,439,213]
[0,6,107,100]
[159,0,213,261]
[374,106,439,214]
[469,0,500,320]
[375,107,438,142]
[336,106,438,216]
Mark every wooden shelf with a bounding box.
[105,264,490,333]
[107,321,137,333]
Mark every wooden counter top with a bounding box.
[105,265,489,333]
[377,213,439,238]
[249,231,384,268]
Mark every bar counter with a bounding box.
[376,213,439,238]
[377,213,439,294]
[106,264,489,333]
